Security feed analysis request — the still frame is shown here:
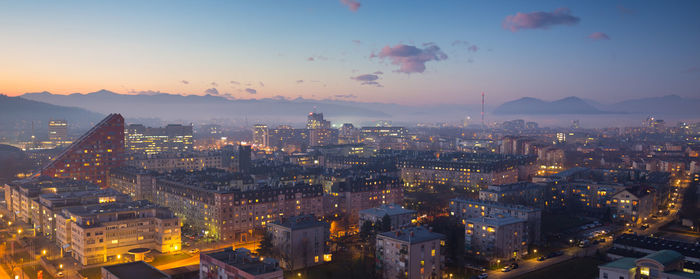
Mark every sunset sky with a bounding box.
[1,0,699,105]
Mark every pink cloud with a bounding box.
[373,43,447,73]
[340,0,360,12]
[503,7,580,32]
[588,32,610,40]
[351,73,382,87]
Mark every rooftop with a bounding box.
[640,250,684,266]
[465,215,525,227]
[599,257,637,270]
[269,215,327,230]
[378,226,444,244]
[359,204,416,217]
[102,261,169,279]
[204,248,280,276]
[451,198,540,213]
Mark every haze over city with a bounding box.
[1,2,700,279]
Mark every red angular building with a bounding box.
[40,113,125,187]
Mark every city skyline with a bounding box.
[1,0,699,105]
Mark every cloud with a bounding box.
[682,66,700,73]
[352,40,362,45]
[211,82,218,87]
[181,80,189,85]
[503,7,580,32]
[335,94,357,99]
[307,57,315,61]
[588,32,610,40]
[372,43,447,73]
[230,81,240,85]
[245,88,257,94]
[373,71,383,75]
[351,73,383,87]
[296,80,304,83]
[204,88,220,95]
[617,5,635,15]
[259,82,265,87]
[468,45,479,52]
[340,0,360,12]
[452,40,479,52]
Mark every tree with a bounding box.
[257,232,273,257]
[380,214,392,232]
[360,220,374,242]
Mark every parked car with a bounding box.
[537,256,546,261]
[501,266,512,272]
[547,251,564,258]
[510,263,519,269]
[477,273,489,279]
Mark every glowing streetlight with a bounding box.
[42,249,47,256]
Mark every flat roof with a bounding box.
[599,257,637,270]
[102,261,169,279]
[359,204,416,217]
[378,226,444,244]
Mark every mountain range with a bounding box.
[493,95,700,116]
[0,95,104,137]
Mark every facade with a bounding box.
[125,124,193,155]
[376,226,445,279]
[360,126,408,150]
[40,113,125,187]
[55,200,181,265]
[358,204,415,231]
[599,250,699,279]
[200,248,283,279]
[323,175,404,225]
[464,215,528,260]
[48,119,68,142]
[4,177,100,229]
[611,187,656,225]
[307,112,330,130]
[267,215,329,270]
[478,182,546,207]
[108,166,157,201]
[450,198,541,244]
[125,151,224,172]
[309,128,338,147]
[268,126,309,153]
[400,153,535,190]
[152,169,324,242]
[253,124,269,147]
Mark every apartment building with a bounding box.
[200,248,283,279]
[450,198,541,244]
[359,204,416,231]
[267,215,329,270]
[55,200,181,265]
[376,226,445,279]
[464,215,528,260]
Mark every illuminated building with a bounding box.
[125,123,193,155]
[152,169,324,242]
[399,153,535,190]
[268,126,309,153]
[48,119,68,142]
[450,198,541,244]
[108,166,157,201]
[599,250,694,279]
[309,128,338,147]
[307,112,330,129]
[360,126,408,150]
[610,187,656,225]
[201,248,282,279]
[124,151,224,172]
[479,182,546,207]
[376,226,444,279]
[40,113,125,187]
[323,175,404,225]
[253,124,269,147]
[55,200,181,265]
[267,215,329,270]
[464,215,527,260]
[339,123,359,144]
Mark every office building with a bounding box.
[48,120,68,142]
[309,128,338,147]
[464,215,528,260]
[200,248,283,279]
[307,112,330,130]
[125,124,193,155]
[55,200,181,265]
[376,226,444,279]
[108,166,157,201]
[40,113,125,187]
[253,124,269,147]
[267,215,329,270]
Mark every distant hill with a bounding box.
[610,95,700,115]
[0,95,105,138]
[493,96,609,115]
[20,90,392,122]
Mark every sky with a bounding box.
[1,0,699,105]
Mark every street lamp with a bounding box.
[42,249,47,256]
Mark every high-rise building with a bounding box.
[309,128,338,147]
[253,124,269,147]
[307,112,330,130]
[40,113,125,187]
[125,124,193,155]
[48,120,68,142]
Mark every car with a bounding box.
[477,273,489,279]
[56,271,64,278]
[640,224,649,230]
[501,266,512,272]
[510,263,519,269]
[188,248,199,254]
[537,256,546,261]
